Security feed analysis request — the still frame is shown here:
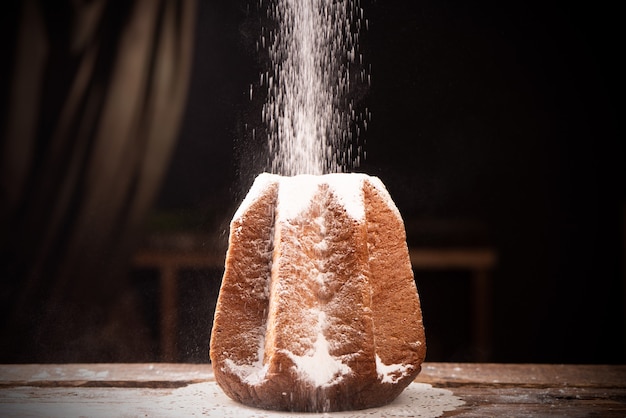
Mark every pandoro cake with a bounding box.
[209,173,426,412]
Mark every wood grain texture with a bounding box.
[0,363,624,417]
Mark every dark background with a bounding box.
[154,0,624,364]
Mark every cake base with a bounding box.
[194,381,464,417]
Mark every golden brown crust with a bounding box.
[209,179,278,403]
[209,174,426,412]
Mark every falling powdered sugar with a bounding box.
[255,0,370,176]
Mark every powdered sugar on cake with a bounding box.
[276,173,367,221]
[233,173,274,221]
[236,172,398,222]
[284,310,352,387]
[322,173,367,220]
[375,354,412,384]
[222,173,413,391]
[365,175,403,220]
[223,327,268,385]
[271,174,368,386]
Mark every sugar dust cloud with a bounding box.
[252,0,371,175]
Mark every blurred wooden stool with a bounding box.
[133,250,224,361]
[410,248,497,361]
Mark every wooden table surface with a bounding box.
[1,363,625,417]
